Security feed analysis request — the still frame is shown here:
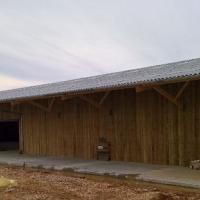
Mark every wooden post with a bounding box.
[178,102,185,166]
[19,115,24,154]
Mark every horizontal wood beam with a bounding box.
[153,86,178,106]
[0,108,22,115]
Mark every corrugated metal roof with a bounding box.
[1,57,200,102]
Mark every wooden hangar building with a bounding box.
[0,58,200,166]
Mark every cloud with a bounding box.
[0,0,200,90]
[0,74,41,90]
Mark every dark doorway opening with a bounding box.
[0,120,19,151]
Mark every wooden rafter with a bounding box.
[99,91,110,105]
[78,96,100,108]
[153,86,178,106]
[175,81,190,100]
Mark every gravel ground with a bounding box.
[0,166,200,200]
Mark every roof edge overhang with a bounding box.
[1,74,200,104]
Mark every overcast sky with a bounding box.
[0,0,200,90]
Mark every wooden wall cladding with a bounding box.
[0,80,200,166]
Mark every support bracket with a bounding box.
[99,91,110,105]
[78,95,100,108]
[29,101,49,112]
[135,81,190,106]
[153,86,178,106]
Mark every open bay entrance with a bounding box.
[0,120,19,151]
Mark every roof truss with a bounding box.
[8,80,190,110]
[136,81,190,106]
[29,101,49,112]
[61,91,111,108]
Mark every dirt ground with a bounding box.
[0,166,200,200]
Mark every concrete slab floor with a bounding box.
[0,151,200,189]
